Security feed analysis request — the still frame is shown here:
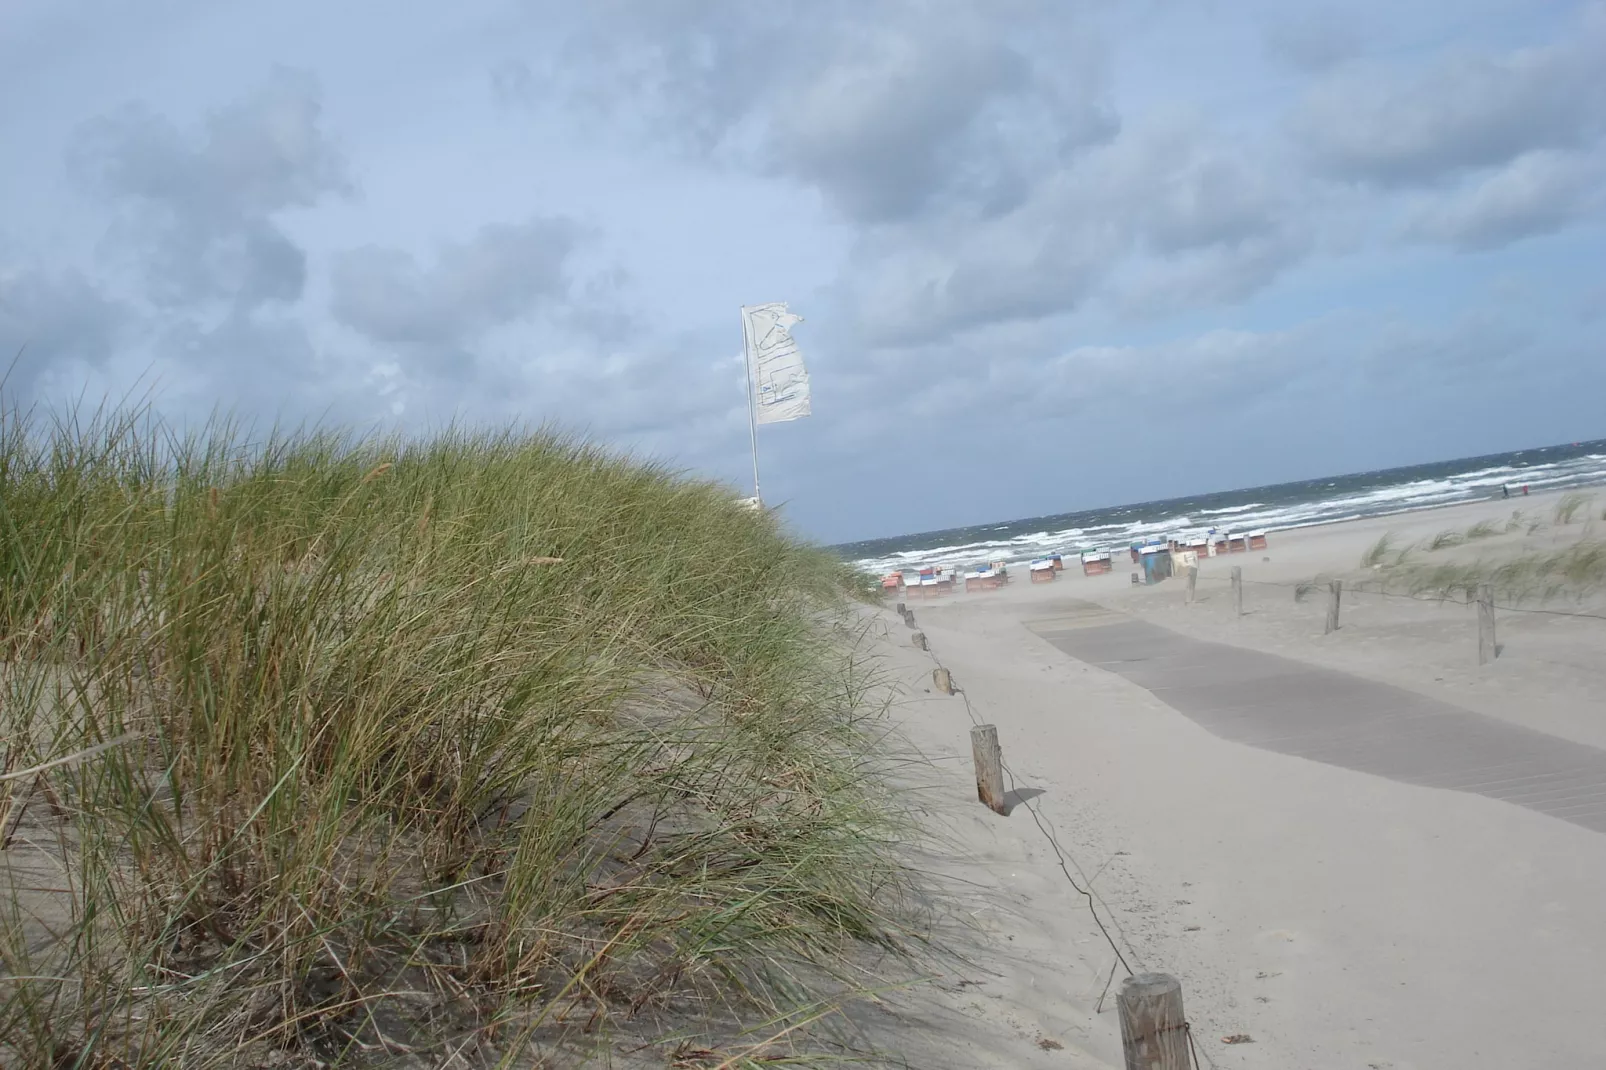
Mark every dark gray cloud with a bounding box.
[1292,16,1606,184]
[0,267,126,395]
[330,218,583,372]
[70,67,349,310]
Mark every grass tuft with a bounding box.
[1554,492,1593,525]
[0,400,920,1067]
[1426,529,1464,552]
[1360,533,1396,569]
[1380,540,1606,605]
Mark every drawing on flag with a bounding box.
[741,303,811,425]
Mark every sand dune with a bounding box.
[875,490,1606,1068]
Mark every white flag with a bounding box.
[742,303,811,425]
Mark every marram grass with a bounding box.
[0,402,919,1068]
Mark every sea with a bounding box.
[833,440,1606,576]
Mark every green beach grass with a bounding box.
[1357,499,1605,606]
[0,401,920,1067]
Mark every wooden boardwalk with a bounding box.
[1027,602,1606,835]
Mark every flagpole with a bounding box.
[740,305,762,503]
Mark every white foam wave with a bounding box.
[849,452,1606,574]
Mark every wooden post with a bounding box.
[1185,565,1197,604]
[1231,566,1243,616]
[1325,579,1342,634]
[903,609,917,629]
[1478,584,1497,664]
[1117,973,1190,1070]
[911,631,928,651]
[932,667,953,694]
[970,724,1006,814]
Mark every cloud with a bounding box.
[156,311,321,410]
[767,20,1114,224]
[329,218,583,373]
[533,2,1308,350]
[70,67,350,310]
[1263,8,1370,72]
[489,58,540,110]
[536,2,1114,225]
[0,267,126,395]
[1405,149,1604,250]
[1292,15,1606,184]
[836,118,1306,344]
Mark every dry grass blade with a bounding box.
[0,734,141,783]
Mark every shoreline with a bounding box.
[843,478,1606,574]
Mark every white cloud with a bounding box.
[1405,150,1604,250]
[1292,16,1606,184]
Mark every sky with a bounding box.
[1,1,1603,543]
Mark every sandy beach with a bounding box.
[871,489,1606,1068]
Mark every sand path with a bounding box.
[1027,599,1606,834]
[875,531,1606,1067]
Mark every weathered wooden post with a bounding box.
[1117,973,1189,1070]
[932,667,953,694]
[1325,579,1342,634]
[911,631,928,651]
[1478,584,1497,664]
[1185,565,1197,604]
[1231,566,1243,617]
[969,724,1006,814]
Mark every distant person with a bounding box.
[1523,484,1530,496]
[1502,484,1510,499]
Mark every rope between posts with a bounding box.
[910,627,1137,980]
[908,610,1220,1069]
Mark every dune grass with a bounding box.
[1425,529,1464,552]
[1380,540,1606,604]
[1359,533,1396,569]
[1553,492,1593,526]
[0,402,919,1067]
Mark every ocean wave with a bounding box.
[845,444,1606,574]
[1197,502,1266,516]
